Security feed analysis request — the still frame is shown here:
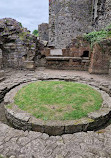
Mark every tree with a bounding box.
[32,30,38,37]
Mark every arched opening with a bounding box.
[81,51,89,57]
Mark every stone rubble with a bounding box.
[0,18,44,70]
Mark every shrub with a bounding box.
[19,22,22,27]
[84,24,111,48]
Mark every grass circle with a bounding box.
[14,81,103,120]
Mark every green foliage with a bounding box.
[19,31,30,40]
[19,22,22,27]
[13,81,103,121]
[32,30,39,37]
[84,24,111,48]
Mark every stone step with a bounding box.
[46,56,90,61]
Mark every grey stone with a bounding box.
[49,0,111,48]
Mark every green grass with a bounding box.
[13,81,103,120]
[84,24,111,48]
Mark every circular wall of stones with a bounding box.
[4,78,111,136]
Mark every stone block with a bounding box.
[50,49,63,56]
[38,23,49,42]
[41,48,50,57]
[24,61,35,70]
[30,117,45,133]
[44,121,64,136]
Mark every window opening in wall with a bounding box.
[81,51,89,57]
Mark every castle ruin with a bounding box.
[0,1,111,74]
[48,0,111,48]
[39,0,111,74]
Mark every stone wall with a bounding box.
[49,0,93,48]
[49,0,111,49]
[0,48,5,80]
[41,37,91,70]
[0,18,41,70]
[41,36,111,74]
[38,23,49,42]
[89,39,111,74]
[0,49,2,69]
[48,0,56,47]
[92,0,111,30]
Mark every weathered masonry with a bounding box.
[0,18,44,70]
[38,23,49,42]
[48,0,111,48]
[41,36,111,74]
[41,37,91,71]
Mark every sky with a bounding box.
[0,0,49,32]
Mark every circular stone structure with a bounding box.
[13,81,103,121]
[4,80,111,136]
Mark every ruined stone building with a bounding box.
[0,1,111,75]
[48,0,111,48]
[0,18,44,71]
[39,0,111,74]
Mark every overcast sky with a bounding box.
[0,0,49,32]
